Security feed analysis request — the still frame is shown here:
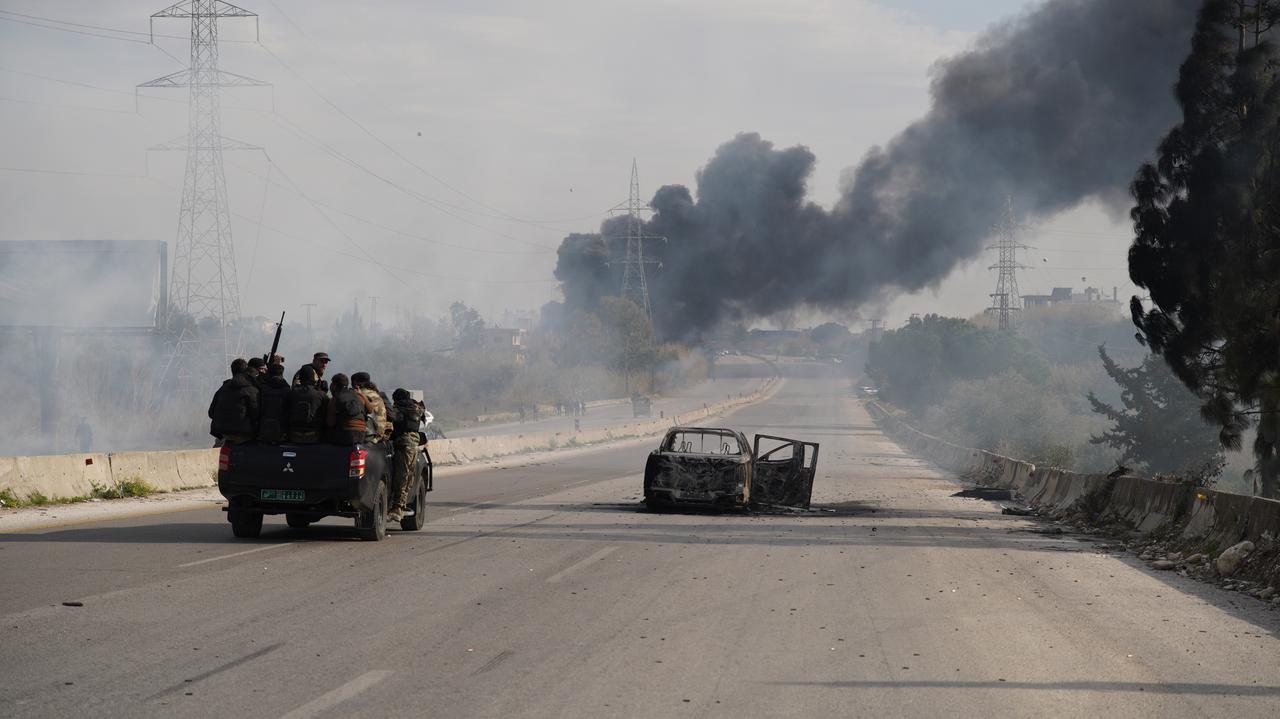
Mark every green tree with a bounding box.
[811,322,853,349]
[449,301,486,350]
[599,297,657,394]
[866,314,1047,415]
[1087,347,1224,478]
[1128,0,1280,496]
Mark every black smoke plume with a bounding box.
[554,0,1199,338]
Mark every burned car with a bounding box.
[643,427,819,511]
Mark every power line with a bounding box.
[253,13,606,229]
[0,165,147,178]
[0,8,257,43]
[0,95,138,115]
[223,156,553,256]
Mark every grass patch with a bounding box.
[0,488,20,508]
[90,476,156,500]
[26,490,51,506]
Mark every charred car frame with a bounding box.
[643,427,819,511]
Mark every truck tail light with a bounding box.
[349,449,368,478]
[218,445,232,472]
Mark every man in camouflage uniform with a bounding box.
[350,372,389,445]
[388,388,424,522]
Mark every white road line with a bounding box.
[276,670,394,719]
[545,546,618,584]
[176,542,295,568]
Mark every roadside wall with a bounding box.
[0,376,780,504]
[865,401,1280,550]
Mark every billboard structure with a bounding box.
[0,240,167,451]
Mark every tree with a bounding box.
[1088,347,1224,479]
[1128,0,1280,496]
[811,322,852,349]
[865,314,1047,415]
[449,301,486,350]
[598,297,657,394]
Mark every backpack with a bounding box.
[288,387,321,428]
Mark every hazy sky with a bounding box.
[0,0,1137,331]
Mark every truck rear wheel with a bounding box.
[400,481,427,531]
[356,481,388,541]
[229,509,263,538]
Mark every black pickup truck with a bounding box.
[217,442,433,541]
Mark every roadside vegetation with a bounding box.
[865,307,1245,492]
[0,478,158,510]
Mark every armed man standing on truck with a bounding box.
[388,388,424,521]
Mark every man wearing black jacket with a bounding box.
[256,363,291,443]
[285,365,328,444]
[209,358,259,444]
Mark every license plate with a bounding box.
[261,489,305,502]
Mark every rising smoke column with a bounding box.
[554,0,1200,338]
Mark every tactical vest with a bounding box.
[359,388,388,442]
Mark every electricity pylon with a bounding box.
[611,160,664,321]
[987,195,1029,331]
[141,1,266,395]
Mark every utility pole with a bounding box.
[987,196,1028,331]
[301,303,316,349]
[142,0,266,396]
[611,160,665,322]
[369,296,380,330]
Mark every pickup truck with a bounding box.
[217,442,433,541]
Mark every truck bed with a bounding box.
[218,441,390,517]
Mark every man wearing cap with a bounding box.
[247,356,267,385]
[292,352,330,387]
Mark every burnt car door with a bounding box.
[750,434,819,509]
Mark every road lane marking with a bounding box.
[546,546,618,584]
[177,542,296,568]
[277,670,394,719]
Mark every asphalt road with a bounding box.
[448,355,771,439]
[2,374,1278,718]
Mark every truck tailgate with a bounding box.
[220,443,359,497]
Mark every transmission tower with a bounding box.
[142,1,266,394]
[986,196,1029,331]
[612,160,665,321]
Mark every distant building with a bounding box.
[480,327,527,364]
[1022,286,1121,309]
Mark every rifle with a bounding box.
[264,311,285,365]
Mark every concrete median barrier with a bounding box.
[866,399,1280,555]
[0,453,112,502]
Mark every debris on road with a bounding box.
[1215,541,1255,577]
[952,488,1015,501]
[1001,506,1035,516]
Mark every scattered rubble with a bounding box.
[1215,541,1255,578]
